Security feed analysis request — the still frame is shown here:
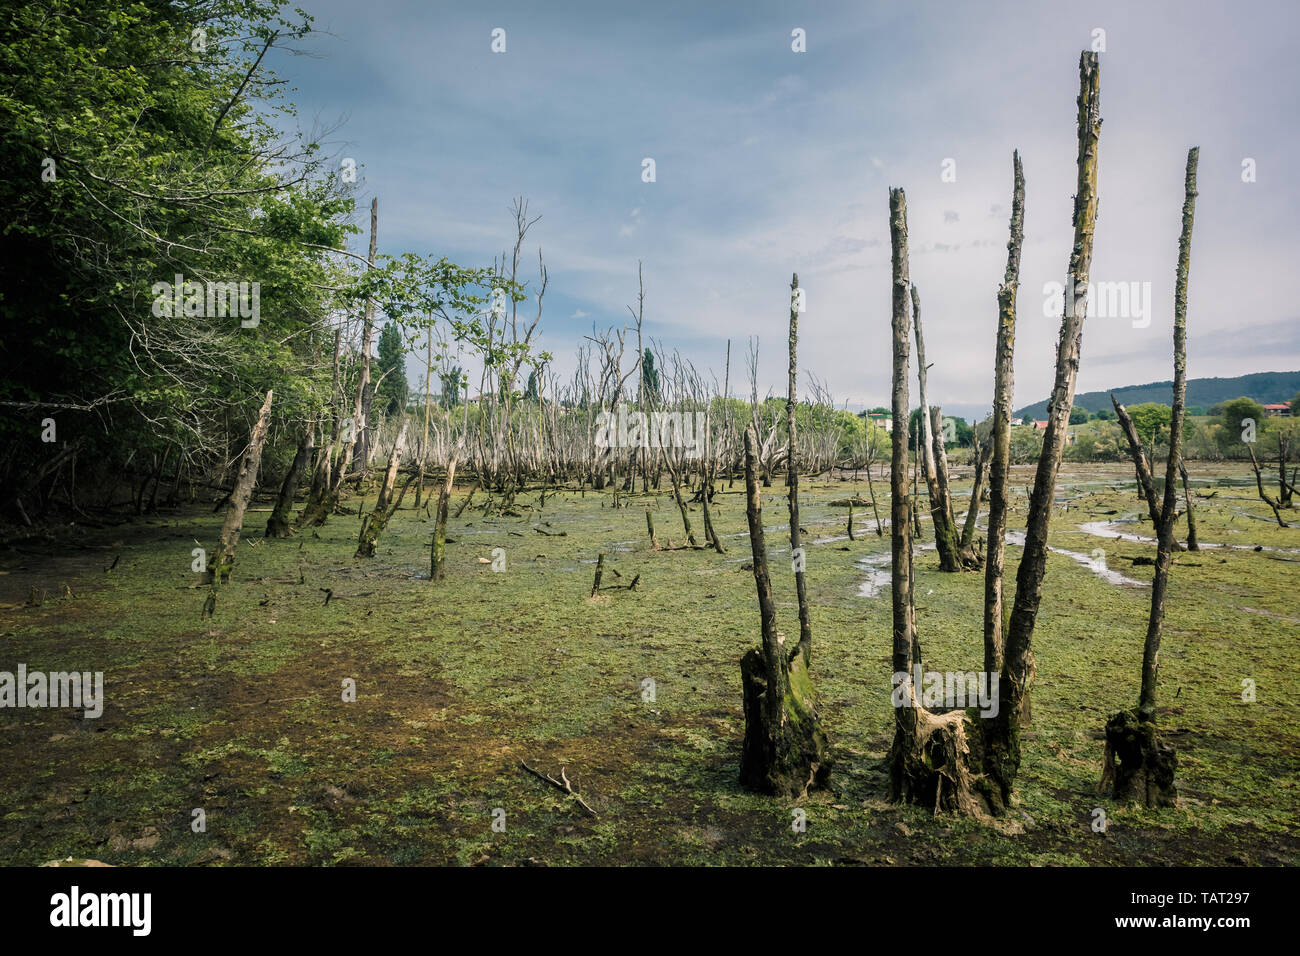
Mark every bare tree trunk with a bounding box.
[738,426,830,796]
[665,457,699,548]
[912,287,973,570]
[983,150,1024,678]
[374,419,408,513]
[431,453,459,581]
[787,273,812,665]
[267,420,313,537]
[1102,147,1197,809]
[866,461,883,536]
[1112,396,1163,528]
[357,197,379,471]
[1248,444,1289,526]
[415,326,433,509]
[994,51,1102,801]
[207,390,274,586]
[885,188,987,811]
[932,404,980,569]
[910,428,923,538]
[299,329,342,527]
[1179,460,1199,551]
[961,435,988,550]
[356,420,409,558]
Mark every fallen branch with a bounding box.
[519,761,597,816]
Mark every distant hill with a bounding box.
[1014,371,1300,420]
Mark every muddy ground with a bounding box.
[1,462,1297,866]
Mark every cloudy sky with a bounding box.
[269,0,1300,421]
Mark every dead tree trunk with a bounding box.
[645,507,659,549]
[738,425,830,796]
[885,188,987,814]
[1248,445,1290,527]
[355,420,409,558]
[961,435,989,551]
[665,456,699,548]
[912,287,971,570]
[1102,147,1197,809]
[910,428,923,538]
[267,421,314,538]
[992,51,1102,802]
[374,419,408,513]
[1113,397,1162,524]
[430,453,459,581]
[1179,460,1199,551]
[983,150,1024,679]
[357,197,379,471]
[298,329,342,528]
[207,390,274,586]
[932,404,981,569]
[787,272,812,665]
[891,55,1097,816]
[866,462,883,536]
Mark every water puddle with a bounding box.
[1076,520,1300,555]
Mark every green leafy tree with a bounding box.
[1218,397,1266,448]
[641,348,661,406]
[1126,402,1172,446]
[1069,407,1090,424]
[376,321,408,414]
[440,367,464,408]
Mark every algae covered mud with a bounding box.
[1,462,1296,866]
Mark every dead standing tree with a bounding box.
[912,285,978,571]
[738,425,830,796]
[1101,147,1198,808]
[786,274,812,665]
[993,50,1102,797]
[266,412,314,537]
[983,150,1024,678]
[1247,444,1291,527]
[884,187,989,811]
[355,419,409,558]
[888,51,1099,816]
[203,389,274,616]
[960,432,989,551]
[430,450,459,581]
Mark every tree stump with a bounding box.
[739,648,831,797]
[1101,709,1177,808]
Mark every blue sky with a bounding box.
[269,0,1300,421]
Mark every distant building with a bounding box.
[867,414,892,432]
[1032,420,1049,430]
[1263,402,1291,417]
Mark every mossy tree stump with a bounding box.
[740,648,831,797]
[1101,709,1177,808]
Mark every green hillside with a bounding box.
[1015,370,1300,419]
